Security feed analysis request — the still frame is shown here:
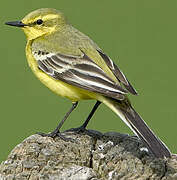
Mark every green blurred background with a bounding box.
[0,0,176,162]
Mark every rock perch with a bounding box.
[0,130,176,180]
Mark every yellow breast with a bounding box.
[25,41,97,102]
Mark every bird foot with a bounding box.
[37,131,75,142]
[37,130,58,138]
[65,125,86,134]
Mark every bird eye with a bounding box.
[36,19,43,25]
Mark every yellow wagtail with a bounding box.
[5,8,171,158]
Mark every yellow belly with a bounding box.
[26,43,98,102]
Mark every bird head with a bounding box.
[5,8,67,40]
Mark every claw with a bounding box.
[37,130,59,138]
[37,131,76,143]
[65,126,86,134]
[56,133,76,143]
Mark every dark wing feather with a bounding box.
[34,51,128,100]
[97,50,138,95]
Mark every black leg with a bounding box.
[81,101,101,129]
[66,101,101,133]
[37,102,78,138]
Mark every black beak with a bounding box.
[5,21,27,27]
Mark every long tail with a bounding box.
[102,98,171,158]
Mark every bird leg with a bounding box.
[37,102,78,140]
[66,101,101,133]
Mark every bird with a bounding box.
[5,8,171,158]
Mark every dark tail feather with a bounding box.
[105,99,171,158]
[120,105,171,158]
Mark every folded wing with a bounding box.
[33,50,128,100]
[97,50,138,95]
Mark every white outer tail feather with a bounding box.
[102,97,171,158]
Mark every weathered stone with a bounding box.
[0,130,176,180]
